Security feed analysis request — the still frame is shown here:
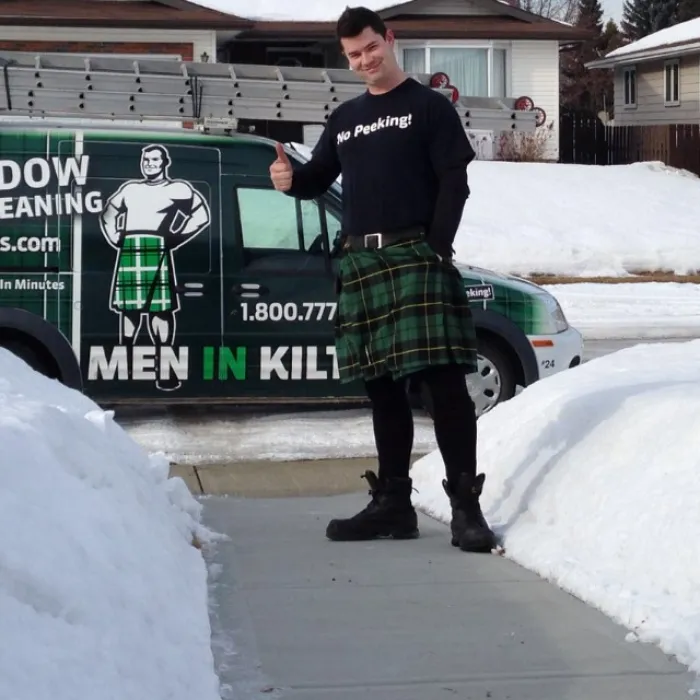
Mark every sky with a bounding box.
[602,0,624,23]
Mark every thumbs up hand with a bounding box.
[270,142,293,192]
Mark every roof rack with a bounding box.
[0,51,537,133]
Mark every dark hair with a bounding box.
[142,144,171,167]
[336,6,387,40]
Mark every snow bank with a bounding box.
[0,349,221,700]
[607,17,700,57]
[410,339,700,676]
[456,160,700,277]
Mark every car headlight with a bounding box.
[538,293,569,333]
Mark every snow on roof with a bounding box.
[606,16,700,57]
[191,0,565,26]
[189,0,400,21]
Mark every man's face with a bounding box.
[341,27,397,87]
[141,150,164,179]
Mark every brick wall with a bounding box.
[0,40,194,61]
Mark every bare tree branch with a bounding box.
[518,0,579,23]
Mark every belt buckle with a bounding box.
[364,233,382,249]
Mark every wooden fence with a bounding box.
[560,112,700,176]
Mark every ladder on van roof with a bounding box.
[0,50,538,133]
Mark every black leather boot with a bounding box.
[326,470,419,541]
[443,473,497,552]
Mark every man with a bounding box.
[269,6,497,553]
[99,144,210,391]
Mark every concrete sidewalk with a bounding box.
[201,492,695,700]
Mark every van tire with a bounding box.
[471,338,517,412]
[0,334,60,381]
[418,337,517,419]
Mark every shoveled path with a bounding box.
[200,491,695,700]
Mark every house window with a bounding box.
[623,67,636,107]
[401,45,507,98]
[664,60,680,106]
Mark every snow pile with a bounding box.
[458,160,700,277]
[288,143,700,277]
[0,349,221,700]
[410,339,700,676]
[192,0,398,20]
[545,281,700,339]
[607,16,700,57]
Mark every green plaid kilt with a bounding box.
[110,233,177,314]
[334,238,478,384]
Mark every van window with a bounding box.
[237,186,325,253]
[325,206,342,251]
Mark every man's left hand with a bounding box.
[428,241,454,261]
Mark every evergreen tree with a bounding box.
[621,0,655,40]
[561,0,621,115]
[602,17,626,51]
[650,0,679,29]
[676,0,700,21]
[621,0,680,40]
[576,0,604,30]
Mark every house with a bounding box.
[586,17,700,126]
[0,0,592,159]
[0,0,251,66]
[220,0,593,159]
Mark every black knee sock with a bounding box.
[364,374,414,481]
[418,364,477,489]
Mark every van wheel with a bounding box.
[418,338,517,418]
[0,336,58,380]
[467,339,516,417]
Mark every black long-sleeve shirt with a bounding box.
[286,77,475,257]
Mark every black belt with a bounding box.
[342,227,425,251]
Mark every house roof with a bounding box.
[239,16,593,41]
[192,0,593,41]
[587,16,700,68]
[0,0,253,30]
[189,0,402,22]
[0,0,592,41]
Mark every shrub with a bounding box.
[497,121,555,162]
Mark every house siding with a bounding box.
[510,40,560,160]
[614,55,700,126]
[391,37,560,159]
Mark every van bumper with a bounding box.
[528,326,584,381]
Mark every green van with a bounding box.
[0,124,583,415]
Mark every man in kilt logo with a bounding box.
[270,6,498,552]
[99,144,211,390]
